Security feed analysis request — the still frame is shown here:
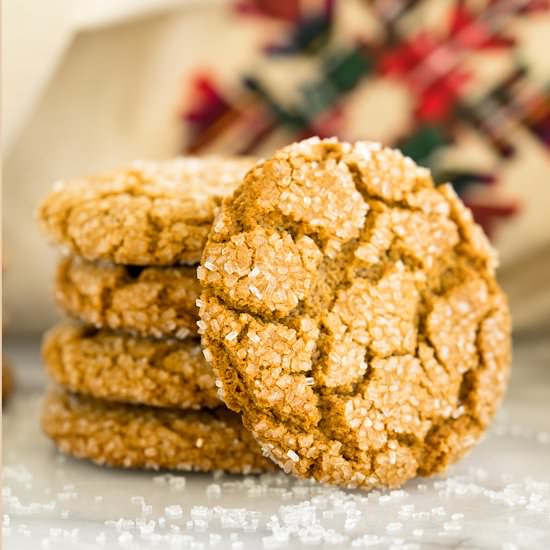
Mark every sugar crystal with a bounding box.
[165,505,183,519]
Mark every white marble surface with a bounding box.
[3,335,550,550]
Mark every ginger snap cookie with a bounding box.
[38,157,256,265]
[43,323,220,409]
[42,388,276,473]
[198,137,511,490]
[55,256,200,339]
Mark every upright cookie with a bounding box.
[38,157,256,265]
[55,256,200,339]
[43,323,220,409]
[198,138,511,490]
[42,388,276,473]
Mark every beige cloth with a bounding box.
[3,1,550,335]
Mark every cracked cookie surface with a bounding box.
[42,388,276,473]
[38,157,256,265]
[198,137,511,490]
[55,256,200,339]
[43,323,220,409]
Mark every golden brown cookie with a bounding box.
[42,388,276,473]
[198,137,511,490]
[43,323,220,409]
[55,256,200,339]
[38,157,256,265]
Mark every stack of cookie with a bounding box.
[38,139,512,491]
[38,157,275,474]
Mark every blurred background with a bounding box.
[3,0,550,338]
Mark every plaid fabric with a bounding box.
[181,0,550,235]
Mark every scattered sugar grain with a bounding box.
[139,520,156,536]
[192,518,209,531]
[191,506,212,521]
[165,505,183,519]
[431,506,446,517]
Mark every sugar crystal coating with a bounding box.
[41,388,276,473]
[42,323,220,409]
[38,157,256,265]
[199,137,511,490]
[55,256,201,339]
